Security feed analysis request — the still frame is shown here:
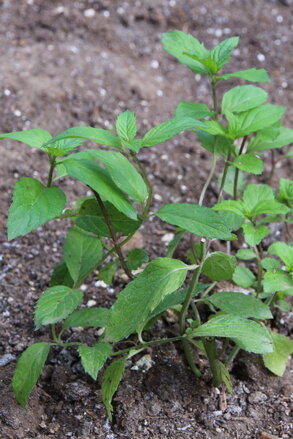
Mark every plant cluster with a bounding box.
[2,30,293,419]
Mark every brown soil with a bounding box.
[0,1,292,438]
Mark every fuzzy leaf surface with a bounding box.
[268,242,293,272]
[62,307,111,330]
[208,292,272,319]
[12,343,50,407]
[0,129,52,148]
[222,85,268,115]
[219,68,269,82]
[175,101,213,119]
[78,342,112,380]
[102,357,126,420]
[8,177,66,240]
[263,332,293,376]
[233,265,255,288]
[116,110,137,140]
[202,252,237,281]
[232,154,263,175]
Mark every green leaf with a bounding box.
[213,200,246,218]
[8,177,66,240]
[175,101,214,119]
[99,260,118,285]
[279,178,293,208]
[232,154,263,175]
[12,343,50,407]
[263,270,293,295]
[202,252,237,281]
[201,120,227,136]
[0,129,52,148]
[248,127,293,152]
[34,286,83,330]
[42,139,83,157]
[116,110,137,140]
[228,105,286,138]
[233,265,255,288]
[127,249,149,270]
[236,249,256,260]
[210,36,239,68]
[243,184,274,211]
[222,85,268,115]
[156,203,235,240]
[161,30,210,74]
[77,199,140,236]
[218,211,244,232]
[208,292,272,319]
[189,314,273,354]
[196,131,231,157]
[268,242,293,272]
[78,342,112,380]
[50,260,74,288]
[64,226,103,285]
[274,299,291,312]
[142,117,205,147]
[62,307,110,330]
[45,126,122,150]
[105,258,191,342]
[59,158,137,220]
[242,223,270,246]
[261,257,281,271]
[216,360,232,393]
[91,150,147,203]
[121,138,142,152]
[102,357,126,421]
[263,332,293,376]
[219,68,270,83]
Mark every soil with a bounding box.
[0,1,292,438]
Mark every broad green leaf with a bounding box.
[243,184,274,211]
[91,150,147,203]
[62,307,111,331]
[232,153,263,175]
[105,258,191,342]
[250,200,290,217]
[77,199,140,236]
[116,110,137,140]
[263,332,293,376]
[42,139,83,157]
[228,105,286,138]
[219,68,270,83]
[59,158,137,219]
[268,242,293,271]
[233,265,255,288]
[213,200,246,218]
[210,36,239,68]
[263,270,293,295]
[274,298,291,312]
[127,249,149,270]
[196,131,231,157]
[248,127,293,152]
[34,286,83,330]
[78,342,112,380]
[156,203,235,240]
[50,260,74,288]
[142,117,205,147]
[208,292,272,319]
[102,357,126,420]
[236,249,256,260]
[99,260,118,285]
[183,52,219,74]
[0,129,52,148]
[261,257,281,271]
[45,126,122,150]
[202,252,237,281]
[222,85,268,115]
[218,211,244,231]
[161,30,210,74]
[242,223,269,246]
[121,138,142,152]
[12,343,50,407]
[64,226,103,285]
[8,177,66,240]
[175,101,213,119]
[189,314,273,353]
[279,178,293,208]
[201,120,227,136]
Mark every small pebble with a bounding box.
[248,391,268,404]
[84,8,96,18]
[0,353,16,366]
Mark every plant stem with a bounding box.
[217,150,232,201]
[92,190,134,280]
[198,152,218,206]
[225,345,240,367]
[51,324,59,343]
[253,246,263,296]
[233,136,247,200]
[267,150,276,185]
[203,339,221,387]
[47,155,56,187]
[110,336,185,357]
[130,151,153,219]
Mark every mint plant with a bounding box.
[3,31,293,418]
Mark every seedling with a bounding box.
[2,31,293,419]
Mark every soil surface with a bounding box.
[0,1,292,438]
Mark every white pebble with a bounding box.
[257,53,265,62]
[156,89,163,97]
[276,15,283,23]
[87,300,97,307]
[94,280,108,288]
[150,59,159,69]
[80,284,88,291]
[99,88,107,96]
[162,233,175,243]
[14,110,21,117]
[117,7,124,14]
[84,8,96,18]
[154,193,162,201]
[169,0,176,6]
[4,89,11,96]
[102,10,110,17]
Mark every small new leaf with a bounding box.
[263,332,293,376]
[78,342,112,380]
[202,252,237,281]
[102,358,126,420]
[116,110,137,140]
[232,154,263,175]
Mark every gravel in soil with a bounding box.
[0,1,292,438]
